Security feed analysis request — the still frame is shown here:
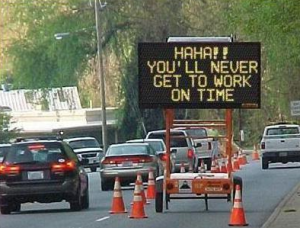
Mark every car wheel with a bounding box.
[90,167,97,172]
[262,158,269,169]
[155,191,163,213]
[1,205,11,215]
[11,203,21,212]
[70,189,82,211]
[81,188,89,209]
[101,179,111,191]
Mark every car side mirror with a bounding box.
[196,142,202,147]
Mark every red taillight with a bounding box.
[102,156,153,164]
[208,142,212,150]
[160,154,168,162]
[261,142,265,150]
[0,165,20,175]
[187,149,194,159]
[51,161,75,172]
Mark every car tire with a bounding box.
[70,189,82,211]
[155,191,163,213]
[90,167,97,172]
[11,203,21,212]
[101,179,111,191]
[81,188,89,209]
[262,158,269,169]
[1,205,11,215]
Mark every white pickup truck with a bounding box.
[260,123,300,169]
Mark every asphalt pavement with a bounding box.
[262,175,300,228]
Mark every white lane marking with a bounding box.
[96,216,110,222]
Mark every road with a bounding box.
[1,159,300,228]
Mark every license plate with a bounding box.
[122,161,133,167]
[28,171,44,180]
[279,152,288,157]
[205,187,222,192]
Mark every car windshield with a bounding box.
[107,145,150,156]
[5,143,66,164]
[68,139,100,149]
[267,127,299,135]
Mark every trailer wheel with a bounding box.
[233,176,243,201]
[155,191,163,213]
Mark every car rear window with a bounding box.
[68,139,100,149]
[5,142,66,164]
[107,145,150,156]
[267,127,299,135]
[148,132,188,147]
[185,129,207,137]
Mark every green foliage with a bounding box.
[0,113,17,143]
[3,0,300,146]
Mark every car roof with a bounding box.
[127,139,165,143]
[13,140,63,146]
[0,144,11,147]
[109,142,150,147]
[64,137,97,142]
[147,129,187,134]
[265,124,299,129]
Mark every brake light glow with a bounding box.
[28,144,45,150]
[0,165,20,175]
[160,154,168,161]
[187,149,194,159]
[102,156,153,164]
[51,161,75,172]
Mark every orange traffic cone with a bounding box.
[129,180,148,219]
[220,158,227,173]
[136,173,150,205]
[146,168,156,199]
[238,150,245,166]
[198,159,205,173]
[180,162,185,173]
[211,158,218,173]
[110,177,127,214]
[252,144,260,160]
[243,153,248,164]
[229,185,248,226]
[232,153,240,171]
[215,159,220,173]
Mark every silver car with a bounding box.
[100,143,160,191]
[126,139,176,174]
[146,129,196,172]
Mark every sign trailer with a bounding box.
[138,37,261,212]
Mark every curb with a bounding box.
[261,181,300,228]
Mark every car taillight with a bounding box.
[0,164,20,175]
[101,158,116,164]
[51,161,75,172]
[208,142,212,150]
[187,149,194,159]
[261,142,265,150]
[138,157,153,163]
[160,154,168,162]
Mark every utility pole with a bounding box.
[94,0,107,152]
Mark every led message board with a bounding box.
[138,42,260,109]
